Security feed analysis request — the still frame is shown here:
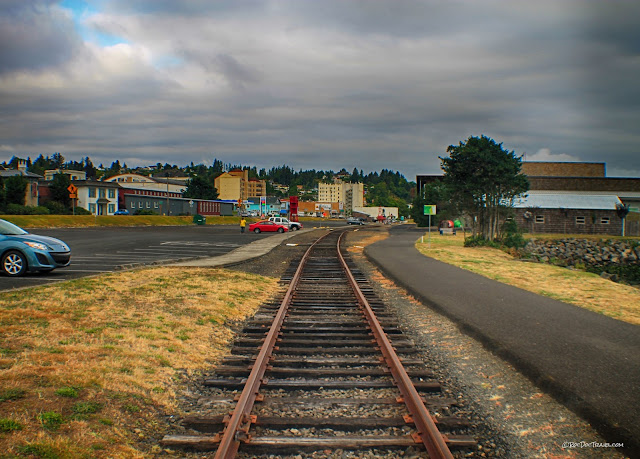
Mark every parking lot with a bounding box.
[0,221,354,291]
[0,225,255,291]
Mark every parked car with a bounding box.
[0,219,71,276]
[268,216,303,231]
[346,217,366,225]
[249,220,289,233]
[114,209,130,215]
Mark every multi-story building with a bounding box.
[214,169,266,201]
[317,179,364,214]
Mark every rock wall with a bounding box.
[525,238,640,268]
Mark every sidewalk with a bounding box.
[170,229,306,268]
[365,224,640,456]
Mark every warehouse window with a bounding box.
[576,216,586,225]
[600,217,610,225]
[535,215,545,224]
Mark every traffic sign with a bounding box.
[67,184,78,194]
[423,204,436,215]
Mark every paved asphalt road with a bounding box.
[0,221,349,291]
[0,225,273,291]
[366,224,640,455]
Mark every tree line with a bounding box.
[3,135,530,239]
[1,154,416,216]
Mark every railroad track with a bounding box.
[161,229,476,457]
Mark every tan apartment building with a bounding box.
[214,169,266,201]
[317,179,364,214]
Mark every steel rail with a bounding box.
[337,232,454,459]
[213,231,332,459]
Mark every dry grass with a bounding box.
[0,267,280,458]
[416,234,640,325]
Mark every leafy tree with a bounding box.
[287,182,299,196]
[0,177,6,211]
[52,152,64,169]
[83,157,97,179]
[48,173,72,207]
[5,175,28,205]
[411,180,457,227]
[440,135,528,240]
[183,176,218,200]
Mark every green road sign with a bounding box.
[423,204,436,215]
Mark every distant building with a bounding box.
[214,169,266,201]
[103,173,186,214]
[353,206,399,220]
[44,169,86,181]
[317,179,364,214]
[0,159,42,207]
[513,192,623,236]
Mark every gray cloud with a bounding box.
[0,0,82,74]
[0,0,639,179]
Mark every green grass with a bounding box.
[0,418,23,432]
[54,387,79,398]
[38,411,63,431]
[0,388,26,402]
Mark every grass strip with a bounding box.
[0,266,280,457]
[416,233,640,325]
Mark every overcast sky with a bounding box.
[1,0,639,179]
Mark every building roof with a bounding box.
[513,192,622,210]
[0,170,42,179]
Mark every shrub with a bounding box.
[500,219,526,249]
[74,206,92,215]
[464,236,500,248]
[134,209,158,215]
[44,201,69,215]
[4,204,50,215]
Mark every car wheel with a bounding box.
[291,226,298,231]
[254,228,261,233]
[277,227,284,233]
[2,250,28,277]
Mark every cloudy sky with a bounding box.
[1,0,639,179]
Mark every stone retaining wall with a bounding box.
[525,238,640,268]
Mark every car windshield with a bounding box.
[0,219,28,236]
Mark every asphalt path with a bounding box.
[366,224,640,455]
[0,221,352,291]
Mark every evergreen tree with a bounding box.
[5,175,28,205]
[440,135,529,240]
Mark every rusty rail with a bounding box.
[213,231,331,459]
[337,232,454,459]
